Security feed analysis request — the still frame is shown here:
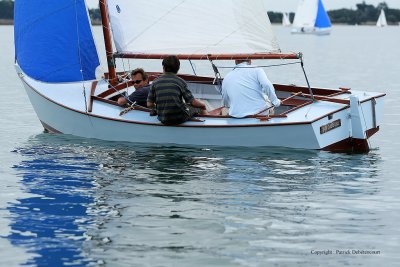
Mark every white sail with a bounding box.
[107,0,280,55]
[282,12,291,26]
[292,0,318,29]
[376,9,388,27]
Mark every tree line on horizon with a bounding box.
[270,2,400,25]
[1,0,400,25]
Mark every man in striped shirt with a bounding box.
[147,55,207,125]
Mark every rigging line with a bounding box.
[207,56,223,94]
[304,101,313,118]
[106,79,136,105]
[189,60,197,76]
[300,57,315,102]
[215,61,301,69]
[120,59,132,94]
[74,0,88,114]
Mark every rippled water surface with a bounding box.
[1,25,399,266]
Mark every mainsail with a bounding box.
[106,0,280,55]
[293,0,318,29]
[292,0,331,31]
[14,0,100,83]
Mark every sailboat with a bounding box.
[282,12,291,27]
[13,0,385,152]
[292,0,332,35]
[376,9,388,27]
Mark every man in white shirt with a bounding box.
[221,59,281,118]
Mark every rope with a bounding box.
[106,79,136,105]
[74,0,88,113]
[207,56,223,94]
[119,102,137,116]
[300,57,315,102]
[189,60,197,76]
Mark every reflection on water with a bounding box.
[7,134,388,266]
[9,136,99,266]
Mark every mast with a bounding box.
[99,0,116,81]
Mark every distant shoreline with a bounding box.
[1,20,398,26]
[0,19,13,25]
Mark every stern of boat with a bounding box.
[323,93,385,153]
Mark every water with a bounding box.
[1,25,400,266]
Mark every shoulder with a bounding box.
[223,70,236,81]
[254,67,266,76]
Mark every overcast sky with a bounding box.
[86,0,400,12]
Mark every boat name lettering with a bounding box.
[320,119,341,134]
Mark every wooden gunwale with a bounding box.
[99,74,360,99]
[360,93,386,104]
[274,84,349,96]
[327,88,351,97]
[301,94,350,104]
[23,77,350,128]
[281,100,313,115]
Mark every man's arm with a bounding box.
[221,84,230,107]
[190,99,206,110]
[147,101,155,108]
[257,69,281,107]
[147,85,156,108]
[117,97,128,106]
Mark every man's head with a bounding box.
[162,55,180,74]
[235,59,251,65]
[131,68,149,89]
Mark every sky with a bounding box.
[86,0,400,12]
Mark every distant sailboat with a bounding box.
[376,9,388,27]
[282,12,291,26]
[292,0,331,35]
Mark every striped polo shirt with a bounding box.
[147,73,195,125]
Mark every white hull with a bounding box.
[291,27,331,35]
[18,70,385,152]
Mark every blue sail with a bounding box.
[14,0,100,83]
[314,0,331,29]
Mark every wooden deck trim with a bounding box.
[301,93,350,105]
[22,77,359,129]
[88,81,98,113]
[281,100,314,115]
[92,95,119,106]
[274,84,346,96]
[326,88,351,97]
[360,93,386,104]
